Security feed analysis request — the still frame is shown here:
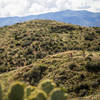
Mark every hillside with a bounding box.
[0,50,100,99]
[0,20,100,100]
[0,10,100,27]
[0,20,100,73]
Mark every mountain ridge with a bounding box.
[0,10,100,27]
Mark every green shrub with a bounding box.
[48,88,67,100]
[24,65,47,85]
[85,61,100,72]
[38,79,56,95]
[69,63,77,70]
[25,86,36,97]
[28,89,47,100]
[74,83,89,96]
[0,82,2,100]
[36,52,46,59]
[8,82,24,100]
[21,40,32,47]
[0,48,5,53]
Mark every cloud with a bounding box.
[0,0,100,17]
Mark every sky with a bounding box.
[0,0,100,17]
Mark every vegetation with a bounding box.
[0,80,67,100]
[38,80,56,95]
[0,82,3,100]
[0,20,100,100]
[0,20,100,73]
[48,88,67,100]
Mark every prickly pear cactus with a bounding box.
[28,89,47,100]
[25,86,36,97]
[48,88,67,100]
[8,82,24,100]
[0,83,2,100]
[38,79,56,95]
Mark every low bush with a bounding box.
[85,61,100,72]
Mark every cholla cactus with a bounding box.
[8,82,24,100]
[38,79,56,95]
[48,88,67,100]
[28,89,47,100]
[25,86,36,97]
[0,83,2,100]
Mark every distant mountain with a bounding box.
[0,10,100,27]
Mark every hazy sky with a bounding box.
[0,0,100,17]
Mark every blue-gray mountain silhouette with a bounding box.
[0,10,100,27]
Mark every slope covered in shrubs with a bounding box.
[0,20,100,73]
[0,20,100,99]
[0,50,100,99]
